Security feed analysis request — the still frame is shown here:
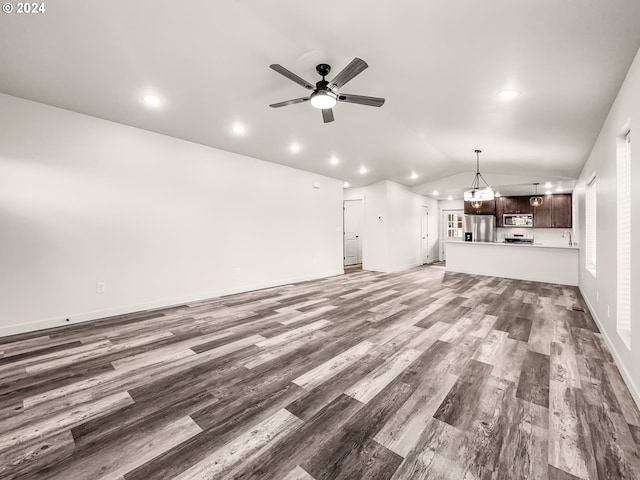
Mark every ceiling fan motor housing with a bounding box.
[316,63,331,77]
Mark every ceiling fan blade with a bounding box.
[329,58,368,88]
[322,108,335,123]
[269,97,309,108]
[269,64,315,90]
[338,93,385,107]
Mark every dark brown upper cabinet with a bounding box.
[496,197,505,226]
[533,194,572,228]
[532,198,551,227]
[496,195,533,226]
[501,196,533,214]
[464,199,496,215]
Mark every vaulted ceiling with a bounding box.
[1,0,639,196]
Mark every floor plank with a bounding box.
[0,265,638,479]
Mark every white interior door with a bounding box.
[343,200,363,266]
[421,206,429,264]
[441,210,464,261]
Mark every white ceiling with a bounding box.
[1,0,639,197]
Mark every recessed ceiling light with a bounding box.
[142,94,162,106]
[232,124,245,135]
[498,90,520,99]
[330,157,339,165]
[556,187,563,192]
[544,182,552,188]
[359,166,368,174]
[343,181,350,188]
[448,195,453,200]
[411,172,419,180]
[432,190,439,196]
[495,192,501,197]
[545,190,552,195]
[290,143,301,153]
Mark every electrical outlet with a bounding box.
[96,282,106,294]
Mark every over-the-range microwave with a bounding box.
[503,213,533,227]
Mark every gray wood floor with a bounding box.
[1,266,639,479]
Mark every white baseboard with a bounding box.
[579,286,640,411]
[0,269,344,338]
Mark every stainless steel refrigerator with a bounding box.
[463,215,496,243]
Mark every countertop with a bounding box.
[445,240,578,250]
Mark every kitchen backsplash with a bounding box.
[497,227,575,246]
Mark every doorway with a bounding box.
[421,206,430,264]
[441,210,464,261]
[343,199,363,266]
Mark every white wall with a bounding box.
[0,94,344,336]
[575,48,640,406]
[438,199,464,211]
[387,181,439,269]
[345,181,438,272]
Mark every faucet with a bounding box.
[562,230,573,246]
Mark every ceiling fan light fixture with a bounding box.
[310,90,337,109]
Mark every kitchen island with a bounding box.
[445,241,579,286]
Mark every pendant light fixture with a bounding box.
[464,150,494,204]
[529,182,543,207]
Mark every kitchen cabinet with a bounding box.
[496,197,505,226]
[533,194,572,228]
[464,199,495,215]
[502,196,533,214]
[496,196,532,226]
[532,199,551,227]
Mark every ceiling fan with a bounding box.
[269,57,385,123]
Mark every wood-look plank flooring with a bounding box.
[1,266,639,479]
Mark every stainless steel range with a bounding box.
[504,233,534,244]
